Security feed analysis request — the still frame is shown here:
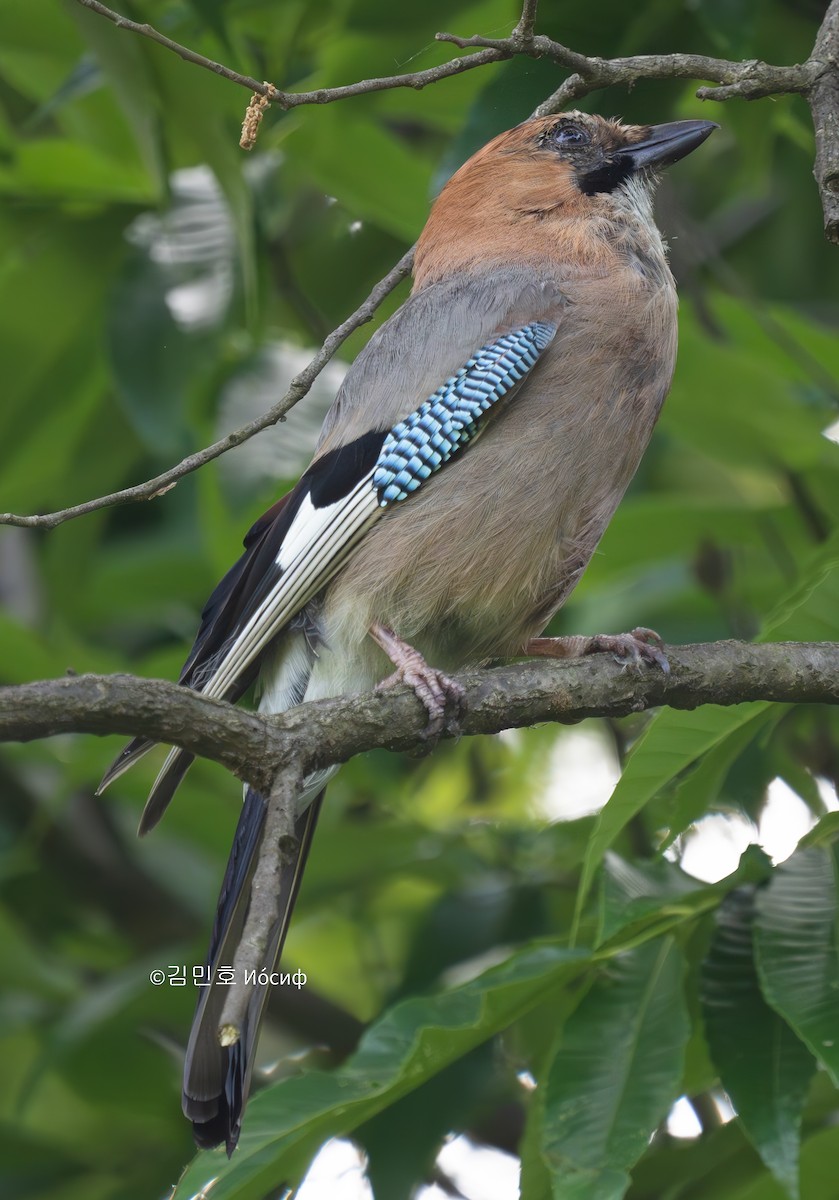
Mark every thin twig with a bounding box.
[74,0,267,92]
[76,0,826,114]
[19,0,827,532]
[0,249,414,530]
[69,0,839,231]
[526,45,820,114]
[276,47,511,107]
[73,0,512,107]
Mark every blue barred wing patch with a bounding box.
[373,321,557,507]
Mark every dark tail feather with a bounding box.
[98,740,196,837]
[98,674,252,828]
[182,785,325,1155]
[96,736,155,794]
[137,749,196,836]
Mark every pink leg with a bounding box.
[370,622,465,738]
[525,626,669,673]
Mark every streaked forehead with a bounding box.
[492,113,650,152]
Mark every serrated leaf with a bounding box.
[755,846,839,1086]
[537,938,689,1200]
[702,888,815,1199]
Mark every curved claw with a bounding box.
[370,621,466,740]
[592,627,670,674]
[377,664,465,740]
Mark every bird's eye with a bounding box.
[553,125,590,147]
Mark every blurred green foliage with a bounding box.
[1,1,839,1198]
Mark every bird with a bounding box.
[99,111,716,1153]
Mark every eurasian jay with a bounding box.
[100,111,716,1152]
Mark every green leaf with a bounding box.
[0,363,104,513]
[659,708,780,851]
[0,139,154,203]
[0,0,82,99]
[174,942,592,1200]
[574,703,771,934]
[800,812,839,850]
[664,305,833,473]
[627,1118,760,1200]
[0,614,71,685]
[759,532,839,643]
[294,107,431,242]
[598,849,771,949]
[702,888,815,1200]
[754,846,839,1087]
[537,938,689,1200]
[107,171,234,452]
[0,209,124,443]
[693,0,756,57]
[721,1126,839,1200]
[63,0,166,195]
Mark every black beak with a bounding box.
[621,120,718,171]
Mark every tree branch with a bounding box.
[73,0,839,240]
[526,46,819,113]
[73,0,514,105]
[810,0,839,243]
[73,0,267,92]
[8,640,838,1048]
[0,249,414,530]
[4,643,839,793]
[76,0,825,114]
[512,0,540,47]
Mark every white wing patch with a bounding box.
[204,483,380,703]
[276,494,318,571]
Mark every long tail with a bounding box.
[182,785,325,1154]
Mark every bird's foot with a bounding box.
[370,622,465,740]
[526,627,669,674]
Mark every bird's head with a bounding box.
[414,112,717,287]
[525,112,716,199]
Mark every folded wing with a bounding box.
[98,321,557,832]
